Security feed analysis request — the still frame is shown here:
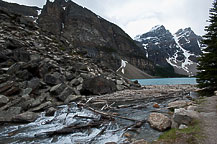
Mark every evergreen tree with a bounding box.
[197,0,217,94]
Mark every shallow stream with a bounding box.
[0,91,198,144]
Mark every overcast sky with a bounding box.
[3,0,213,38]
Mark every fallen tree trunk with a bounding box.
[78,103,142,122]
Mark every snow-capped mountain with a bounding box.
[134,25,203,76]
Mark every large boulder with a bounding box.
[81,76,117,95]
[148,113,171,131]
[173,108,200,126]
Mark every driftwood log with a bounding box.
[78,103,143,122]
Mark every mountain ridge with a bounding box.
[135,25,203,76]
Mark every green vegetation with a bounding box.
[196,0,217,95]
[157,120,202,144]
[158,128,177,140]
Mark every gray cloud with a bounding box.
[3,0,213,37]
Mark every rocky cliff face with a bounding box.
[135,25,203,76]
[0,7,141,123]
[36,0,154,75]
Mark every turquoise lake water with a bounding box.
[132,78,197,85]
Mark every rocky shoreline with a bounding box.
[0,5,206,144]
[0,7,140,124]
[0,84,201,143]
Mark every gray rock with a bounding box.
[70,78,80,86]
[16,69,33,80]
[7,62,22,75]
[8,107,22,115]
[31,101,52,112]
[6,38,24,50]
[12,111,39,123]
[21,88,32,95]
[12,50,30,62]
[76,84,83,91]
[77,77,84,83]
[31,93,48,107]
[0,75,9,84]
[0,95,9,106]
[0,106,22,122]
[65,72,75,81]
[73,88,80,95]
[171,119,179,128]
[57,87,74,101]
[187,106,197,111]
[173,108,200,125]
[116,85,125,91]
[45,107,56,116]
[215,91,217,96]
[116,80,123,85]
[81,76,117,95]
[148,113,171,131]
[0,81,14,93]
[50,83,67,95]
[27,78,40,90]
[18,98,35,111]
[44,74,59,85]
[30,54,41,61]
[80,73,91,79]
[79,65,89,71]
[53,72,65,82]
[168,100,188,109]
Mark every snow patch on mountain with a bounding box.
[151,25,163,32]
[37,10,42,16]
[173,34,194,73]
[134,25,203,76]
[116,60,128,74]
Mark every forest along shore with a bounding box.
[0,84,200,143]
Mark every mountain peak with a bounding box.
[135,25,202,76]
[150,25,165,32]
[175,27,196,38]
